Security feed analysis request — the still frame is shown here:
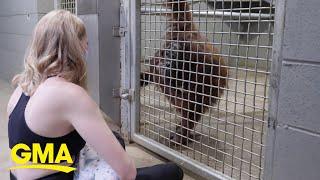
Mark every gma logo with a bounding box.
[9,143,76,173]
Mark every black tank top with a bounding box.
[8,77,86,163]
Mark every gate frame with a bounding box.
[263,0,285,180]
[121,0,277,179]
[122,0,235,179]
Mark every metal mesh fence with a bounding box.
[139,0,275,179]
[59,0,77,14]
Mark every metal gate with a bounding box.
[56,0,77,14]
[124,0,275,179]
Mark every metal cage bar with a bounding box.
[127,0,275,179]
[57,0,77,14]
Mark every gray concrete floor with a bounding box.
[0,78,196,180]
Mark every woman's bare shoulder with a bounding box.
[39,79,91,106]
[42,80,98,124]
[51,80,87,97]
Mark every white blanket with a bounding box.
[74,145,120,180]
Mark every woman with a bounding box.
[7,10,183,180]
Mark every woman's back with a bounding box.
[9,77,78,138]
[7,76,86,179]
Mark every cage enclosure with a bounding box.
[138,0,274,179]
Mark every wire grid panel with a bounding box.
[58,0,77,14]
[139,0,275,179]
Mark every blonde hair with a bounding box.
[12,10,88,96]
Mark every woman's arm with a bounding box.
[60,85,136,180]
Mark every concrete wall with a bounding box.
[265,0,320,179]
[0,0,54,81]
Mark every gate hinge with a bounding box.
[113,1,127,37]
[112,88,134,101]
[112,26,126,37]
[267,116,276,129]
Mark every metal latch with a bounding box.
[113,88,134,101]
[112,26,126,37]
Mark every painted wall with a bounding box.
[0,0,54,82]
[265,0,320,179]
